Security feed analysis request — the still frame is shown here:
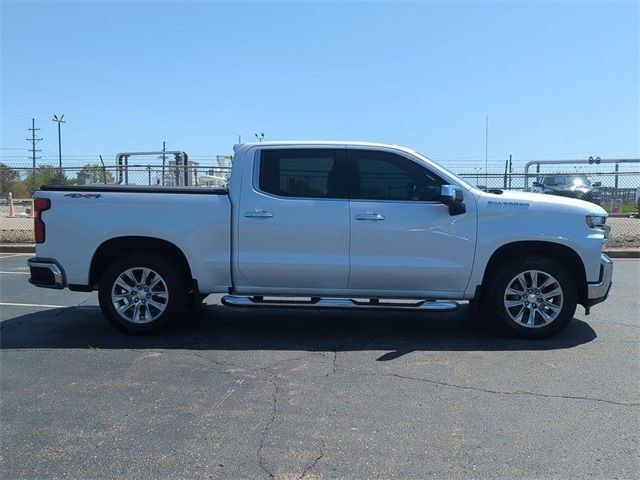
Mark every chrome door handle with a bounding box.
[355,213,385,221]
[244,210,273,218]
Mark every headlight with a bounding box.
[585,214,607,228]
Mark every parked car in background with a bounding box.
[532,174,602,205]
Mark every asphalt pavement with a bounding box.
[1,253,639,479]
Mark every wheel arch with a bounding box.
[481,241,588,307]
[89,236,193,289]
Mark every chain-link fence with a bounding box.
[459,167,640,248]
[1,161,639,248]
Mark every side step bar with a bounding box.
[221,296,459,312]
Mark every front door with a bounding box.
[347,148,476,295]
[236,147,350,292]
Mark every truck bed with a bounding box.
[35,185,232,292]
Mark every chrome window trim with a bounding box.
[247,144,457,205]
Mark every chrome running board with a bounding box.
[221,296,459,312]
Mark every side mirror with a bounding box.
[593,182,602,187]
[440,185,466,216]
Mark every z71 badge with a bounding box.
[64,193,102,199]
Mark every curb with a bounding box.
[603,249,640,259]
[2,244,639,258]
[0,244,36,254]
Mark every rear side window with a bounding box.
[259,149,347,199]
[349,150,444,201]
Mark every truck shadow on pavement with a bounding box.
[0,303,597,360]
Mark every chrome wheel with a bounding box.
[111,267,169,324]
[503,270,563,328]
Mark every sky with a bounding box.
[1,0,638,173]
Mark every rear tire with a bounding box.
[482,255,577,339]
[98,251,188,335]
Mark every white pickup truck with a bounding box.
[28,141,613,338]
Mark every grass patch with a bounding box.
[601,203,638,214]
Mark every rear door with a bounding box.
[236,147,350,292]
[347,148,476,295]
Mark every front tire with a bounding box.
[482,255,577,339]
[98,252,188,334]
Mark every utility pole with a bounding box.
[52,114,65,173]
[26,118,42,195]
[99,155,107,183]
[503,159,508,189]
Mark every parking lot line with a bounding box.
[0,302,67,308]
[0,271,29,275]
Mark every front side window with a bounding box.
[258,149,347,199]
[349,150,444,201]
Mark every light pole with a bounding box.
[254,132,264,142]
[52,114,65,173]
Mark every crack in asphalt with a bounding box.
[329,351,337,376]
[612,321,640,329]
[257,377,280,479]
[298,439,326,480]
[175,351,250,373]
[359,371,640,407]
[253,355,319,373]
[54,299,88,317]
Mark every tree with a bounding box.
[24,165,69,191]
[78,164,114,184]
[0,163,19,197]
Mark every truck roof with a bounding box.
[233,140,423,156]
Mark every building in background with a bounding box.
[197,154,233,188]
[164,159,200,186]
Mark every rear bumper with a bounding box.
[586,253,613,310]
[28,257,66,289]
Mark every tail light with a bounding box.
[34,198,51,243]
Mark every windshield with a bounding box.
[569,175,591,187]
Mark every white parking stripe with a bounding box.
[0,302,67,308]
[0,271,30,275]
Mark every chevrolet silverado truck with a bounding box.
[28,141,613,338]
